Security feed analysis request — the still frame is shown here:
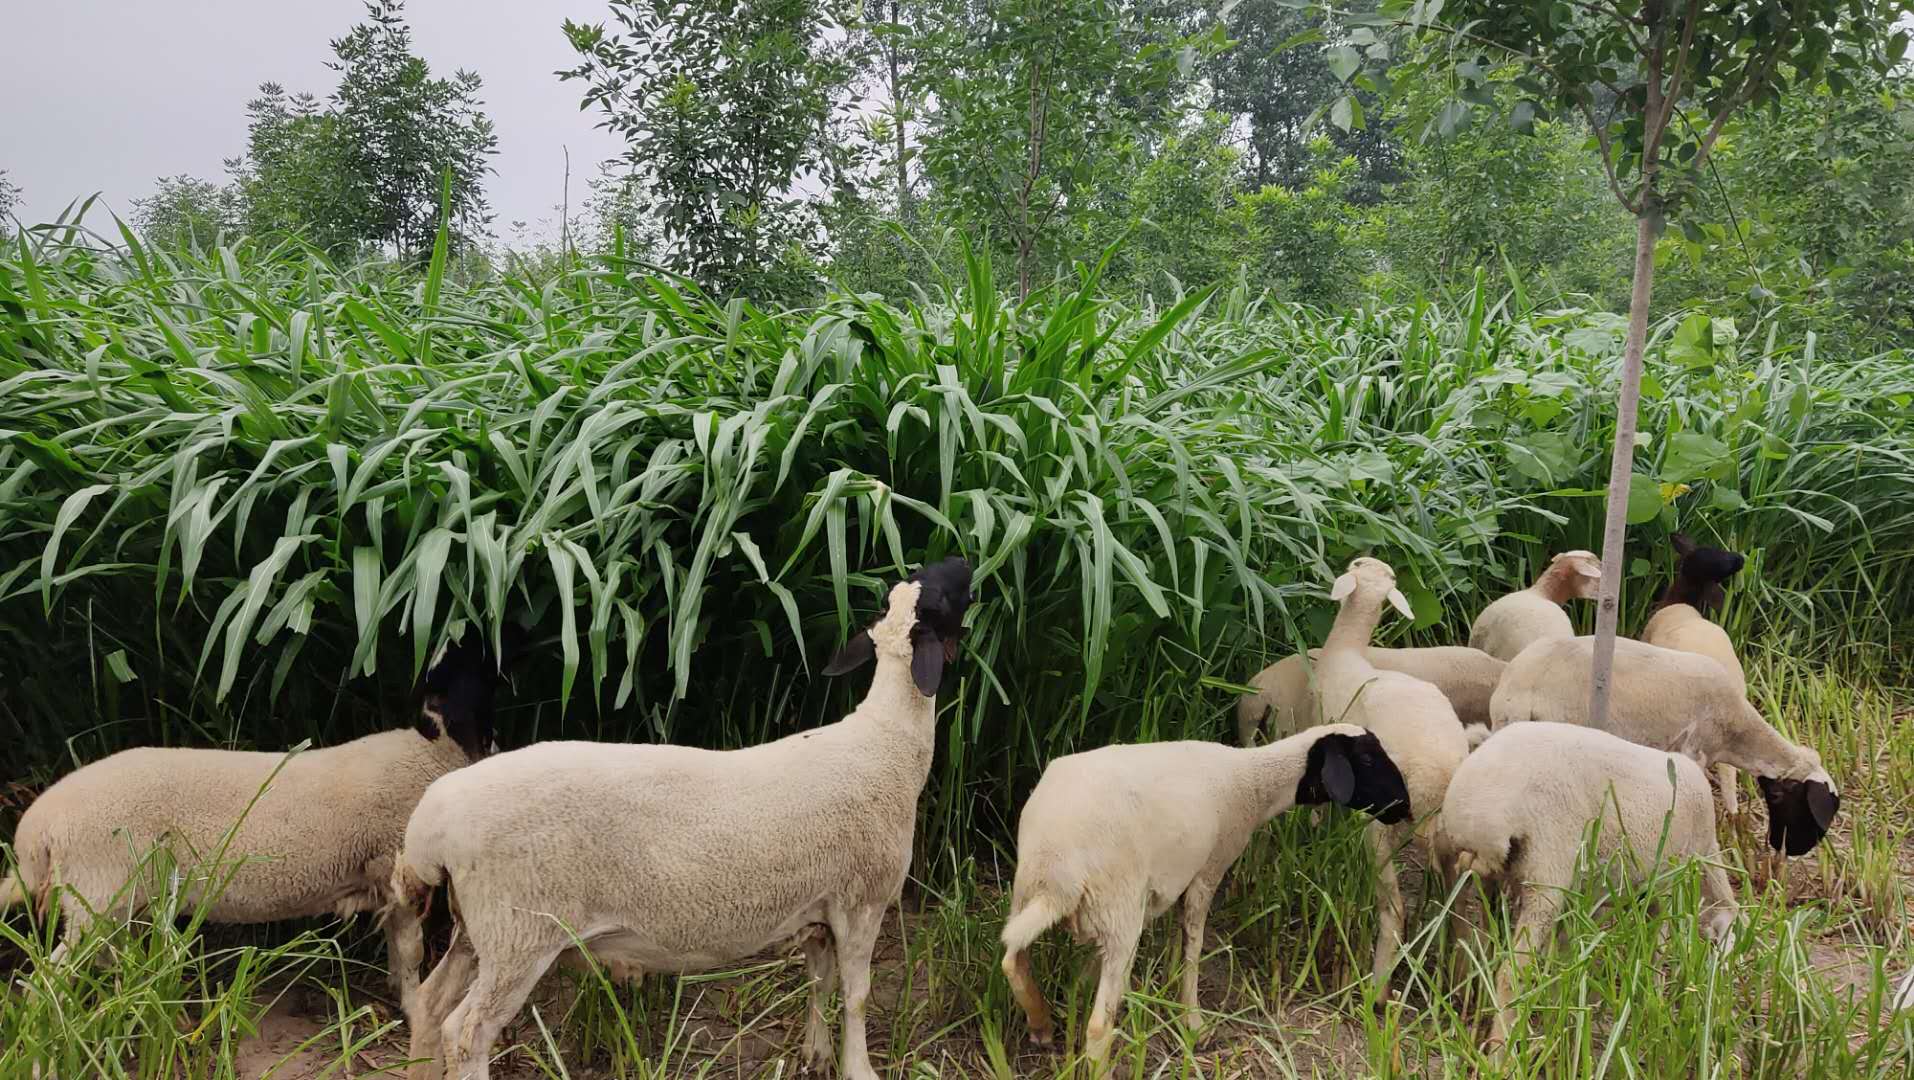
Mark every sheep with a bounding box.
[386,557,973,1080]
[1317,557,1472,999]
[1489,635,1840,858]
[1235,645,1505,748]
[1641,535,1749,814]
[1466,550,1603,661]
[1434,722,1736,1049]
[999,723,1411,1064]
[0,624,522,1015]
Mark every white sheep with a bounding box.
[1490,635,1840,857]
[385,558,973,1080]
[1235,645,1505,748]
[1466,550,1602,661]
[1316,557,1472,999]
[999,723,1411,1064]
[1,627,520,1015]
[1641,534,1750,814]
[1434,722,1736,1048]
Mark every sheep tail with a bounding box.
[1000,891,1070,954]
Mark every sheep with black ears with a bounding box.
[1236,645,1505,748]
[1,624,522,1017]
[1641,533,1750,812]
[1435,722,1736,1049]
[387,557,973,1080]
[1467,550,1602,661]
[1316,556,1472,999]
[1490,634,1840,858]
[999,722,1410,1063]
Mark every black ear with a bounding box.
[822,630,876,676]
[1671,532,1697,558]
[1319,739,1357,804]
[911,632,946,697]
[1807,781,1840,831]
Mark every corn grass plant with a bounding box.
[4,215,1910,859]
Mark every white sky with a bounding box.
[0,0,624,243]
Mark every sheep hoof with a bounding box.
[1028,1026,1055,1049]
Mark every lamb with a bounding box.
[999,723,1410,1064]
[1,625,522,1014]
[1466,550,1602,661]
[1235,645,1505,748]
[1316,557,1472,998]
[1434,722,1736,1048]
[1641,536,1750,813]
[1489,635,1840,857]
[386,557,973,1080]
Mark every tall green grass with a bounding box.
[2,219,1911,868]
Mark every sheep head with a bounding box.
[1755,742,1838,856]
[1541,549,1603,601]
[1295,725,1410,824]
[1658,533,1747,615]
[419,622,527,761]
[1329,557,1414,621]
[822,556,974,697]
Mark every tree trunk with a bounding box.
[889,0,910,224]
[1588,204,1664,727]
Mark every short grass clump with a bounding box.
[1,218,1911,1076]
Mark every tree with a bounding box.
[916,0,1210,296]
[328,0,498,255]
[230,85,373,256]
[1209,1,1401,199]
[1325,2,1914,728]
[131,175,246,250]
[0,171,19,240]
[561,0,853,298]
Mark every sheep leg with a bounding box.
[384,902,426,1024]
[828,902,886,1080]
[797,924,838,1073]
[1084,930,1140,1069]
[443,945,562,1080]
[1178,880,1219,1033]
[1488,881,1564,1052]
[407,932,478,1080]
[1001,946,1054,1047]
[1366,820,1408,1003]
[1699,860,1737,950]
[1715,762,1739,818]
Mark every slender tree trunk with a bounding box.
[889,0,910,224]
[1588,203,1664,727]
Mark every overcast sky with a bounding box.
[0,0,624,243]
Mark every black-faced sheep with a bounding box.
[999,723,1410,1063]
[387,558,973,1080]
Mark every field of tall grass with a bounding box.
[2,216,1911,1076]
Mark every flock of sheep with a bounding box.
[0,538,1847,1077]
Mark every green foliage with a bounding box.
[5,233,1912,863]
[1234,151,1367,305]
[230,86,372,257]
[1105,112,1243,295]
[0,170,19,240]
[561,0,853,300]
[128,175,246,252]
[1209,0,1401,199]
[327,0,498,255]
[916,0,1207,295]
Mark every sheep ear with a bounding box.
[822,631,876,676]
[1319,739,1357,804]
[1575,559,1602,579]
[1329,572,1357,602]
[911,634,946,697]
[1807,782,1840,831]
[1671,533,1697,557]
[1387,588,1414,620]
